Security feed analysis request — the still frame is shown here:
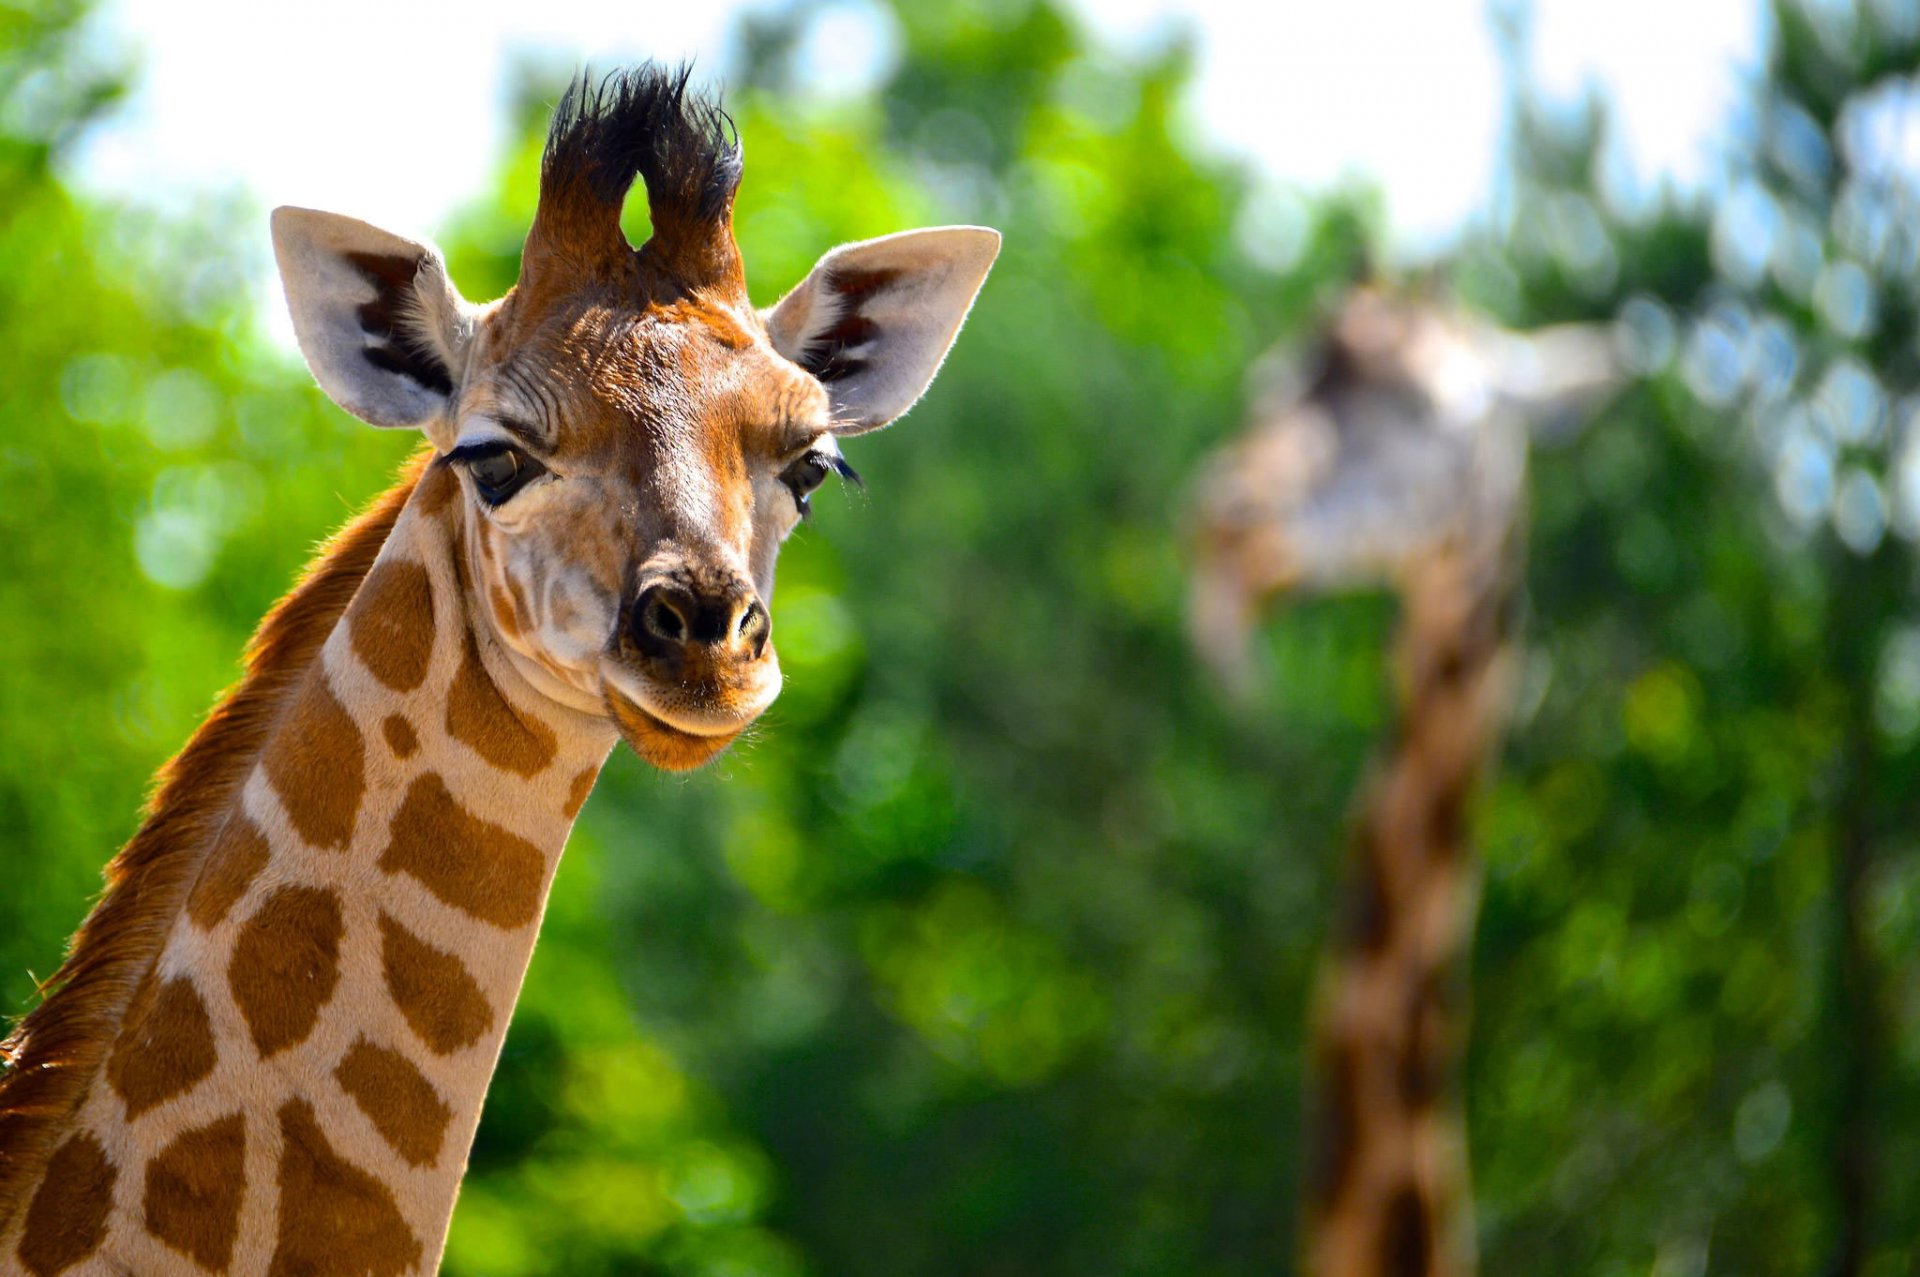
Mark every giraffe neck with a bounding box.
[1307,548,1513,1277]
[2,460,616,1277]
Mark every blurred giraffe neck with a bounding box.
[1307,547,1514,1277]
[0,456,616,1276]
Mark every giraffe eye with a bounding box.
[780,450,858,519]
[458,443,547,505]
[780,453,832,515]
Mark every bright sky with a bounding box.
[72,0,1763,265]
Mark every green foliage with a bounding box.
[5,1,1919,1275]
[1459,3,1920,1271]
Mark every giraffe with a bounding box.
[1188,289,1616,1277]
[0,65,998,1276]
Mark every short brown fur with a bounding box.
[144,1112,246,1272]
[381,714,419,760]
[377,915,494,1056]
[447,633,558,776]
[186,815,271,931]
[15,1132,115,1276]
[563,766,598,820]
[350,559,437,692]
[104,974,217,1119]
[335,1037,451,1167]
[270,1099,421,1277]
[261,671,367,851]
[378,773,547,929]
[229,886,346,1058]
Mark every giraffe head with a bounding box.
[270,66,997,770]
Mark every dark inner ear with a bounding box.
[344,251,454,396]
[801,266,901,384]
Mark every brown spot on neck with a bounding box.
[106,974,218,1120]
[229,886,345,1057]
[15,1132,114,1276]
[144,1112,246,1272]
[378,773,549,929]
[447,634,558,777]
[349,558,437,692]
[270,1099,422,1277]
[382,714,419,759]
[186,814,270,930]
[563,765,599,820]
[1380,1182,1434,1277]
[262,669,366,851]
[335,1037,452,1167]
[378,914,495,1055]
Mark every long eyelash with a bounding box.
[442,440,514,467]
[826,454,863,488]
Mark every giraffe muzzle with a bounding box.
[630,580,770,665]
[602,571,784,767]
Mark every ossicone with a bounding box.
[522,62,746,297]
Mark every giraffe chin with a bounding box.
[604,687,741,772]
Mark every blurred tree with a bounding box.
[1458,2,1920,1273]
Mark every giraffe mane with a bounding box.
[0,447,432,1233]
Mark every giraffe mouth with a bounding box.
[603,686,742,771]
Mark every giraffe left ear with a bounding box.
[764,227,1000,435]
[272,207,475,432]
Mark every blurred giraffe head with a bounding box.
[272,66,999,770]
[1188,289,1619,687]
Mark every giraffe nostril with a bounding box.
[737,600,770,658]
[646,596,685,641]
[632,585,694,657]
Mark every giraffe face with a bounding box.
[444,290,845,770]
[271,68,999,770]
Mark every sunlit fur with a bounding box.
[448,290,828,768]
[0,456,425,1236]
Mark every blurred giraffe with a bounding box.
[1189,289,1617,1277]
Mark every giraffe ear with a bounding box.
[764,227,1000,435]
[272,207,475,431]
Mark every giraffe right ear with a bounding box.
[272,207,474,431]
[764,227,1000,435]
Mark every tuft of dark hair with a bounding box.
[542,62,743,232]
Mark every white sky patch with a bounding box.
[1096,0,1764,249]
[1104,0,1507,248]
[69,0,1766,335]
[71,0,753,237]
[1529,0,1763,196]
